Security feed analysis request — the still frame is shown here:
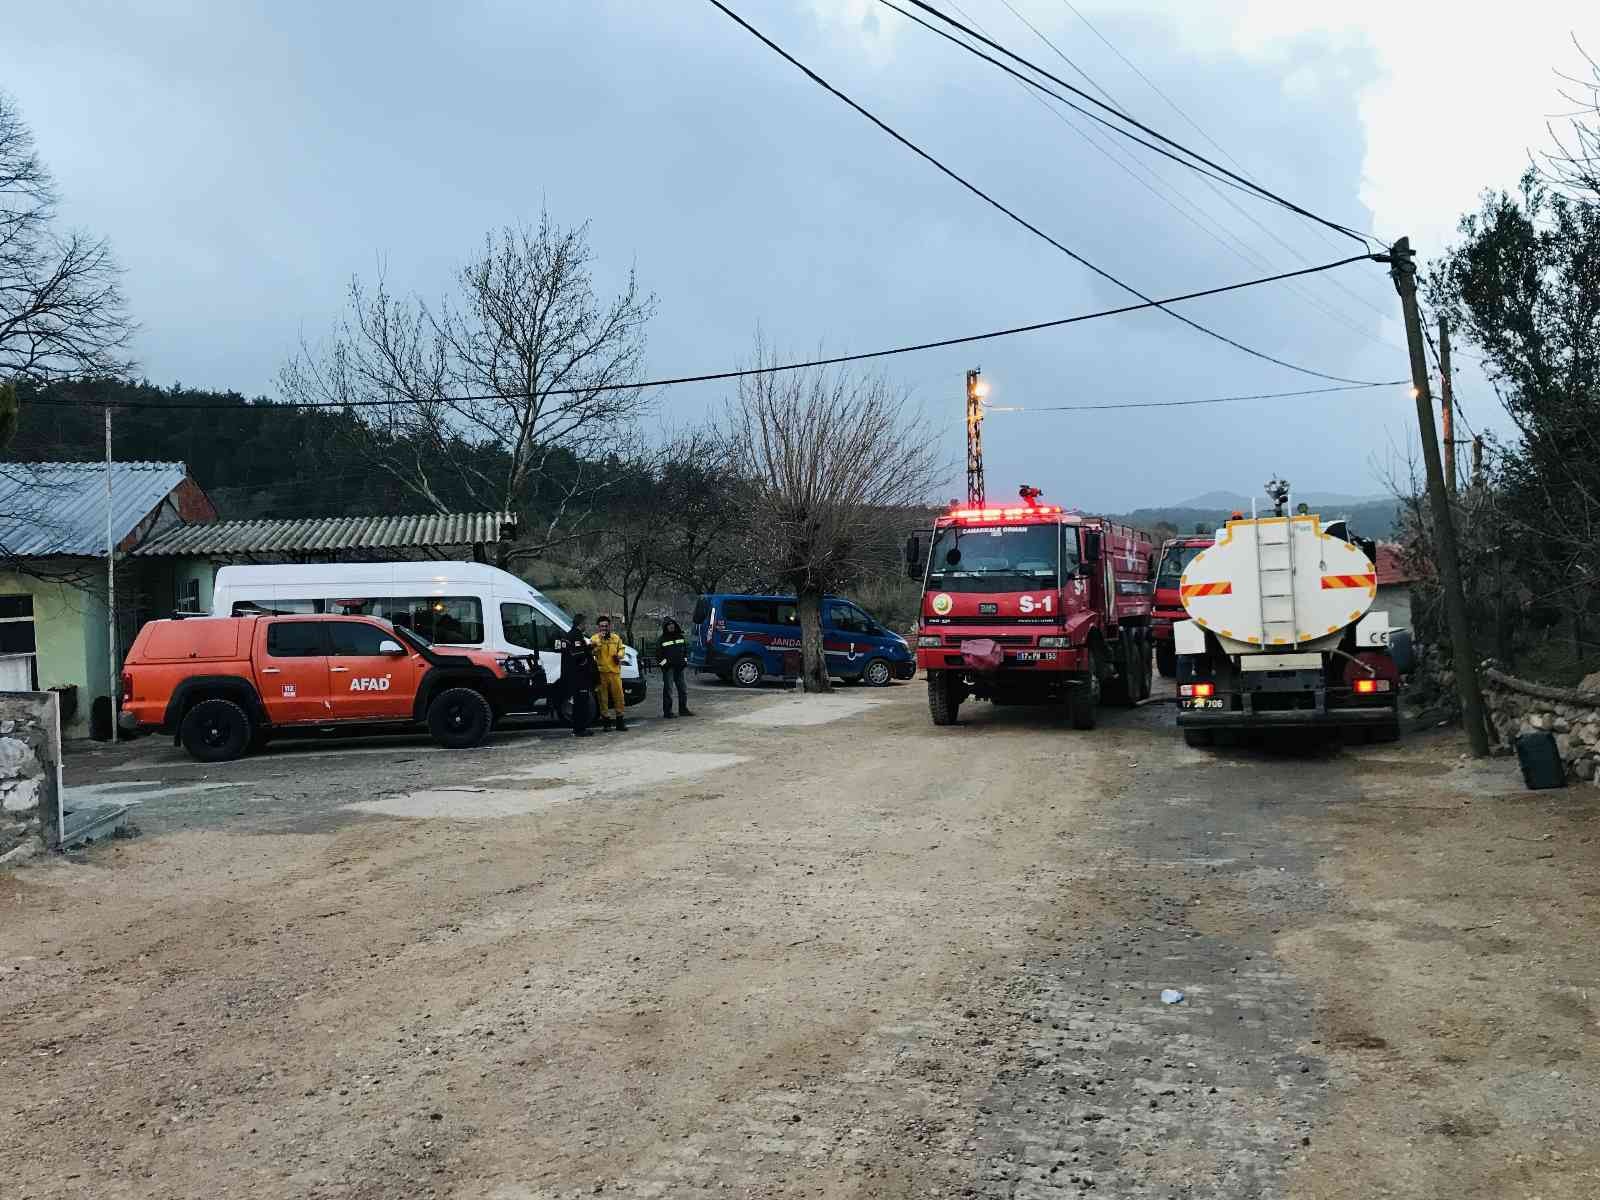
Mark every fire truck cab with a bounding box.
[1152,531,1216,677]
[907,490,1155,729]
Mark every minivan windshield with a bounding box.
[927,524,1059,593]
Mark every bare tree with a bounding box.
[1542,39,1600,199]
[0,91,135,382]
[723,349,946,692]
[282,212,656,559]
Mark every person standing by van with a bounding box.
[555,613,598,737]
[655,618,693,718]
[591,615,628,731]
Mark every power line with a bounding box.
[990,380,1406,413]
[969,0,1407,354]
[22,254,1382,412]
[881,0,1378,246]
[706,1,1383,386]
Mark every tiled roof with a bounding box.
[1376,542,1414,586]
[133,511,516,557]
[0,461,189,557]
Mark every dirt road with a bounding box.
[4,681,1598,1198]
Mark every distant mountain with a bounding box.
[1173,489,1386,511]
[1112,498,1401,539]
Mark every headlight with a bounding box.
[1037,636,1072,649]
[917,634,943,648]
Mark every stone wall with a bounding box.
[1,691,62,863]
[1483,664,1600,785]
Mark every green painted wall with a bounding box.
[0,566,104,733]
[173,558,216,612]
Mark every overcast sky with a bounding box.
[7,0,1591,510]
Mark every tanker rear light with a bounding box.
[948,504,1062,522]
[1354,678,1392,694]
[1180,683,1214,699]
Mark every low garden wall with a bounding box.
[1,691,62,863]
[1482,664,1600,785]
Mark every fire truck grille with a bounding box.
[944,635,1034,646]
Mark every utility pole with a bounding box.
[965,368,987,507]
[1438,315,1456,494]
[105,404,117,745]
[1386,238,1489,756]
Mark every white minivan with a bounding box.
[208,561,644,714]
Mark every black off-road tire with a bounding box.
[1156,642,1177,678]
[731,656,764,689]
[1105,635,1140,708]
[427,686,493,749]
[928,670,961,726]
[180,698,253,763]
[1068,646,1103,730]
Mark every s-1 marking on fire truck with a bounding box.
[905,486,1155,730]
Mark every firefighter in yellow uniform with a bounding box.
[590,615,629,731]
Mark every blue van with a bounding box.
[690,593,916,688]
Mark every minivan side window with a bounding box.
[378,597,485,644]
[266,622,328,658]
[722,599,774,624]
[500,602,561,651]
[235,598,321,616]
[829,605,871,635]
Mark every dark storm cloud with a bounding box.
[7,0,1405,509]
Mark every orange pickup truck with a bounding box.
[120,614,546,761]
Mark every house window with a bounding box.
[177,578,201,613]
[0,595,36,655]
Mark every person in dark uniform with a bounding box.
[655,618,693,718]
[555,613,598,737]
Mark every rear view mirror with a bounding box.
[904,535,922,580]
[378,639,406,656]
[1082,530,1103,563]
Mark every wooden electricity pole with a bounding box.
[1387,238,1489,756]
[1438,316,1457,494]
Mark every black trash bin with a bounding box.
[1515,731,1567,790]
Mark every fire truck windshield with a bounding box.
[1156,543,1206,589]
[926,524,1060,593]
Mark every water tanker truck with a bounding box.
[1172,479,1406,745]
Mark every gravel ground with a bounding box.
[3,675,1597,1198]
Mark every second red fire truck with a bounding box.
[907,487,1155,729]
[1151,529,1216,678]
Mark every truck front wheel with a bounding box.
[928,670,962,726]
[1068,647,1102,730]
[428,687,493,749]
[1156,642,1176,678]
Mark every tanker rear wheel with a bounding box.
[1156,641,1176,678]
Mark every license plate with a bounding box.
[1188,698,1224,709]
[979,603,998,615]
[1016,651,1057,662]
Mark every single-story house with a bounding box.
[0,461,217,734]
[1375,542,1415,631]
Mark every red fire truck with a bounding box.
[906,488,1156,729]
[1151,531,1216,678]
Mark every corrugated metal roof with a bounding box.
[133,511,516,557]
[0,461,188,557]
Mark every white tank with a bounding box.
[1179,515,1376,655]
